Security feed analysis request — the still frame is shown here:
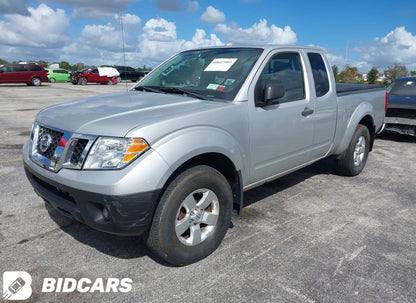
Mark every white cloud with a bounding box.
[142,18,177,42]
[59,18,223,68]
[136,18,223,65]
[0,4,69,48]
[215,19,297,45]
[355,27,416,70]
[200,6,225,24]
[43,0,131,18]
[80,24,125,52]
[156,0,200,12]
[0,0,30,15]
[122,13,141,25]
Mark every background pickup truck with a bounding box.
[385,76,416,135]
[70,67,120,85]
[23,46,385,265]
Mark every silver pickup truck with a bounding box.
[23,46,385,265]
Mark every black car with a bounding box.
[110,66,145,82]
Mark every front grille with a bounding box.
[37,126,64,159]
[70,139,89,165]
[31,123,96,172]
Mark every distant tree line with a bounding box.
[0,59,152,72]
[332,63,416,85]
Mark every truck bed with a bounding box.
[336,83,385,96]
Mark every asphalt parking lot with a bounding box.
[0,82,415,303]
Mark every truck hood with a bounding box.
[37,91,232,137]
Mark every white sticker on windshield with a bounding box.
[204,58,238,72]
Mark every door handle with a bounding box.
[302,107,314,117]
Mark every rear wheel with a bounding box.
[49,77,56,83]
[31,77,42,86]
[146,165,233,266]
[336,124,370,176]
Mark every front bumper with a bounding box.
[24,162,160,236]
[22,137,171,236]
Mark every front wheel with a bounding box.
[78,77,87,85]
[146,165,233,266]
[336,124,370,176]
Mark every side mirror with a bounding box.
[264,80,285,103]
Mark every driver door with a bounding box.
[248,51,315,184]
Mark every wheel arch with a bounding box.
[159,153,244,216]
[334,102,376,156]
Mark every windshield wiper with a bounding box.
[158,87,211,100]
[134,86,165,94]
[135,86,211,100]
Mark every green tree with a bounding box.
[367,67,379,84]
[410,70,416,76]
[137,65,152,71]
[338,65,361,83]
[332,65,339,83]
[59,61,72,70]
[37,60,49,68]
[73,62,86,71]
[0,58,8,65]
[385,63,408,83]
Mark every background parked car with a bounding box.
[105,65,146,82]
[385,76,416,136]
[0,63,49,86]
[45,69,70,83]
[70,67,119,85]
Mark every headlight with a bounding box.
[83,137,149,169]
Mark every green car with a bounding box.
[45,69,71,83]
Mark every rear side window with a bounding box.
[308,53,330,97]
[28,65,42,71]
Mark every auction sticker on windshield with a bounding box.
[204,58,238,72]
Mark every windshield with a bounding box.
[388,78,416,97]
[136,48,263,100]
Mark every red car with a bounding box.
[70,67,119,85]
[0,63,49,86]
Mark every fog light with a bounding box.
[102,207,110,222]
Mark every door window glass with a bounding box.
[255,53,305,104]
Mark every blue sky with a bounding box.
[1,0,415,72]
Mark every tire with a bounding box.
[336,124,370,176]
[49,77,56,83]
[31,77,42,86]
[146,165,233,266]
[78,77,87,85]
[107,79,114,85]
[116,76,121,83]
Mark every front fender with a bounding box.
[151,126,246,179]
[333,102,375,156]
